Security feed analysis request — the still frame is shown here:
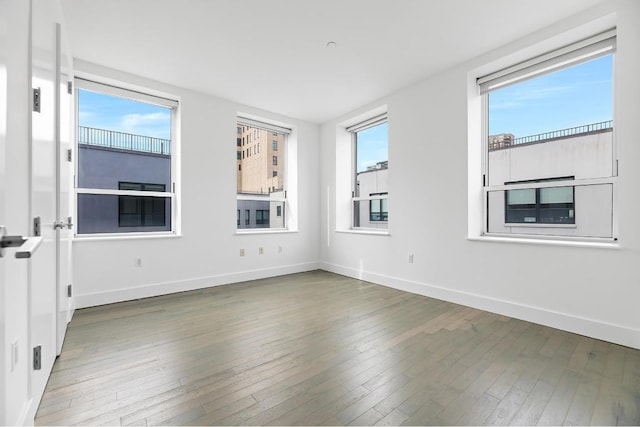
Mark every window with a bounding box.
[245,209,250,225]
[118,182,166,227]
[347,115,388,229]
[256,210,269,226]
[272,141,278,151]
[369,192,389,222]
[237,209,240,226]
[75,79,177,235]
[277,205,282,217]
[236,117,289,230]
[479,30,615,239]
[505,178,574,224]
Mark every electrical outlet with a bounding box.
[11,341,18,371]
[258,247,264,255]
[135,257,143,267]
[239,249,245,257]
[408,253,414,264]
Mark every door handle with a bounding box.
[0,226,43,258]
[53,217,73,230]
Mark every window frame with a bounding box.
[347,114,389,230]
[478,30,617,241]
[74,78,179,237]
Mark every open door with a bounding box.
[29,0,73,412]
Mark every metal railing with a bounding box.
[489,121,613,151]
[78,126,171,155]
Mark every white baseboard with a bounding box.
[75,262,320,308]
[320,261,640,350]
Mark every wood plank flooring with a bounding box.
[35,270,640,425]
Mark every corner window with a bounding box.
[75,79,177,235]
[236,117,289,230]
[479,30,615,239]
[347,115,388,229]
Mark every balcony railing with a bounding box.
[78,126,171,155]
[489,120,613,151]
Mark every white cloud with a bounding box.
[119,112,170,138]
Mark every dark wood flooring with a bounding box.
[35,270,640,425]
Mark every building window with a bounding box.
[236,137,241,147]
[236,117,289,230]
[237,151,241,160]
[237,209,240,226]
[369,192,388,222]
[245,209,250,225]
[347,115,388,229]
[505,178,574,224]
[256,210,270,225]
[117,182,166,227]
[277,205,282,217]
[272,141,278,151]
[75,79,177,235]
[479,30,615,239]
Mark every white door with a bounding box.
[30,0,59,405]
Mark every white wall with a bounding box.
[72,62,320,308]
[320,0,640,349]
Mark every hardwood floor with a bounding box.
[35,270,640,426]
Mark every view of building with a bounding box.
[77,126,172,234]
[487,120,613,238]
[354,160,388,229]
[236,124,286,229]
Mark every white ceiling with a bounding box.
[60,0,605,124]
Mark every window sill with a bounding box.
[235,229,298,235]
[74,232,181,242]
[468,234,619,249]
[504,223,577,228]
[336,229,390,236]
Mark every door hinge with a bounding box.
[33,345,41,370]
[33,217,41,237]
[33,87,41,113]
[67,284,72,297]
[67,148,72,162]
[67,81,73,95]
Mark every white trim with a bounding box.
[336,229,390,236]
[468,235,619,249]
[319,262,639,350]
[235,229,297,235]
[73,232,181,241]
[75,262,319,308]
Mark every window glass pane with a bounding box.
[354,121,388,229]
[236,122,287,230]
[540,186,573,204]
[77,84,174,235]
[487,55,613,186]
[507,189,535,205]
[237,125,285,195]
[77,194,171,234]
[78,89,172,191]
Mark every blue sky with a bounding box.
[488,55,612,138]
[356,122,388,172]
[78,89,171,139]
